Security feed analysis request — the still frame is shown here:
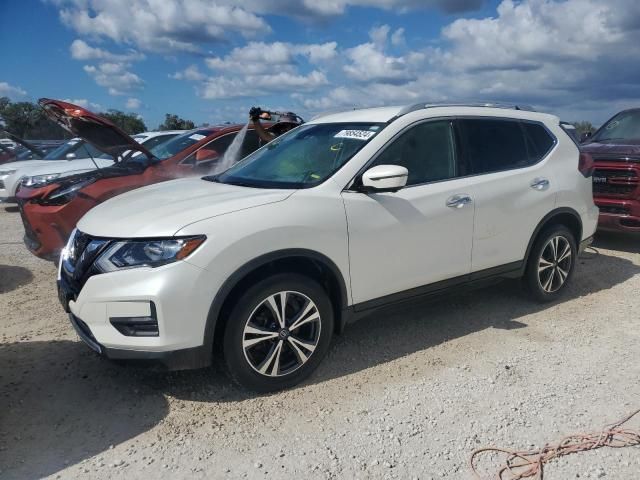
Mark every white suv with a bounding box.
[57,104,598,391]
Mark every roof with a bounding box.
[309,102,559,125]
[134,130,186,137]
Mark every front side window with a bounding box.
[74,142,105,158]
[150,129,213,160]
[368,120,456,186]
[182,132,238,166]
[458,119,529,174]
[212,123,384,189]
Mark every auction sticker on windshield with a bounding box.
[189,134,206,141]
[334,130,376,140]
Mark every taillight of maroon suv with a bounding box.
[580,108,640,232]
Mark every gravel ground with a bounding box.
[0,204,639,480]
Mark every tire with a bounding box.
[524,224,577,303]
[222,273,334,392]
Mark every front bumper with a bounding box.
[69,313,209,369]
[595,198,640,232]
[61,258,219,370]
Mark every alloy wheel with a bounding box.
[537,235,572,293]
[242,291,322,377]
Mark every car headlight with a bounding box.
[22,173,60,187]
[39,178,97,205]
[94,236,206,272]
[0,169,16,177]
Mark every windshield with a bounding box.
[592,110,640,142]
[212,123,384,189]
[43,139,83,160]
[150,129,213,160]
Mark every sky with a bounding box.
[1,0,639,129]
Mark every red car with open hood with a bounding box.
[17,99,275,260]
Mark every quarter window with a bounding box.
[522,122,555,162]
[370,120,457,186]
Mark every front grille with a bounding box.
[60,230,111,300]
[593,183,636,195]
[0,179,4,189]
[592,168,639,197]
[599,205,629,215]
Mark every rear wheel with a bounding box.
[222,274,334,392]
[525,225,577,302]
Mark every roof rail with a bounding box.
[396,101,536,117]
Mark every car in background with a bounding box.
[1,131,181,203]
[0,131,63,164]
[580,108,640,232]
[17,98,275,260]
[0,138,108,202]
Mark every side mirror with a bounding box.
[65,152,77,160]
[195,148,219,163]
[580,131,592,143]
[359,164,408,193]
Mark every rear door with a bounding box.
[457,118,557,272]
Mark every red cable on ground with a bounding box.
[470,408,640,480]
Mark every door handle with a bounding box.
[530,178,550,190]
[446,194,473,209]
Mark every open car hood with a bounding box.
[38,98,154,160]
[2,130,46,158]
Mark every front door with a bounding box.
[342,119,475,306]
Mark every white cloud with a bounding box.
[125,98,142,109]
[390,27,405,46]
[70,39,144,62]
[237,0,484,19]
[199,70,328,99]
[56,0,270,53]
[62,98,103,110]
[0,82,27,98]
[295,0,640,123]
[205,41,337,75]
[343,42,425,83]
[170,65,206,81]
[83,63,144,96]
[369,25,391,47]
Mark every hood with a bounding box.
[22,157,114,180]
[38,98,153,160]
[2,130,46,158]
[581,141,640,160]
[77,177,294,237]
[0,159,55,172]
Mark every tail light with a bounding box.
[578,152,594,178]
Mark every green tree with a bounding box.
[573,121,596,137]
[0,97,68,139]
[100,109,147,134]
[158,113,195,130]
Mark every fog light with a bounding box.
[110,302,159,337]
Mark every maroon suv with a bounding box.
[581,108,640,232]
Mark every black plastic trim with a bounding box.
[350,261,522,314]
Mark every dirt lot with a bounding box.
[0,205,639,480]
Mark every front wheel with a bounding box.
[524,225,577,303]
[222,274,334,392]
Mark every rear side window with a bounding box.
[522,122,555,162]
[458,118,531,174]
[370,120,457,186]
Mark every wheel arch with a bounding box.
[523,207,583,269]
[202,249,349,364]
